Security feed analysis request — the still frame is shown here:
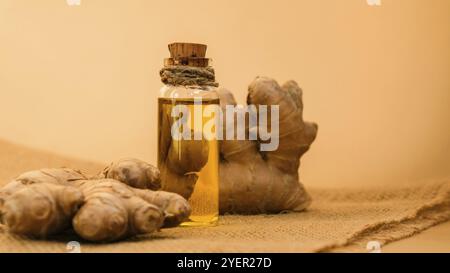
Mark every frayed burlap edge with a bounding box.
[314,182,450,252]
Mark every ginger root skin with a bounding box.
[0,168,86,238]
[72,179,164,242]
[0,160,191,242]
[102,159,192,228]
[132,188,191,228]
[1,183,83,238]
[98,158,161,190]
[217,77,317,214]
[158,104,210,199]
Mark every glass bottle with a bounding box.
[158,43,220,226]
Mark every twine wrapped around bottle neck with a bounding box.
[159,65,219,87]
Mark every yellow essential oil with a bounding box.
[158,97,220,226]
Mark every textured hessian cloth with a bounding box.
[0,139,449,253]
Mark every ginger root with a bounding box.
[0,160,191,242]
[1,183,83,237]
[157,77,318,214]
[218,77,317,214]
[158,102,210,198]
[98,158,161,190]
[97,158,191,228]
[72,179,164,242]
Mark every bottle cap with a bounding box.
[164,42,210,67]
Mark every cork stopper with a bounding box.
[164,42,210,67]
[169,43,207,58]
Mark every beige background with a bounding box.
[0,0,449,188]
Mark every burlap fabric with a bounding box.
[1,139,449,253]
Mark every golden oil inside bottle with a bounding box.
[158,97,220,227]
